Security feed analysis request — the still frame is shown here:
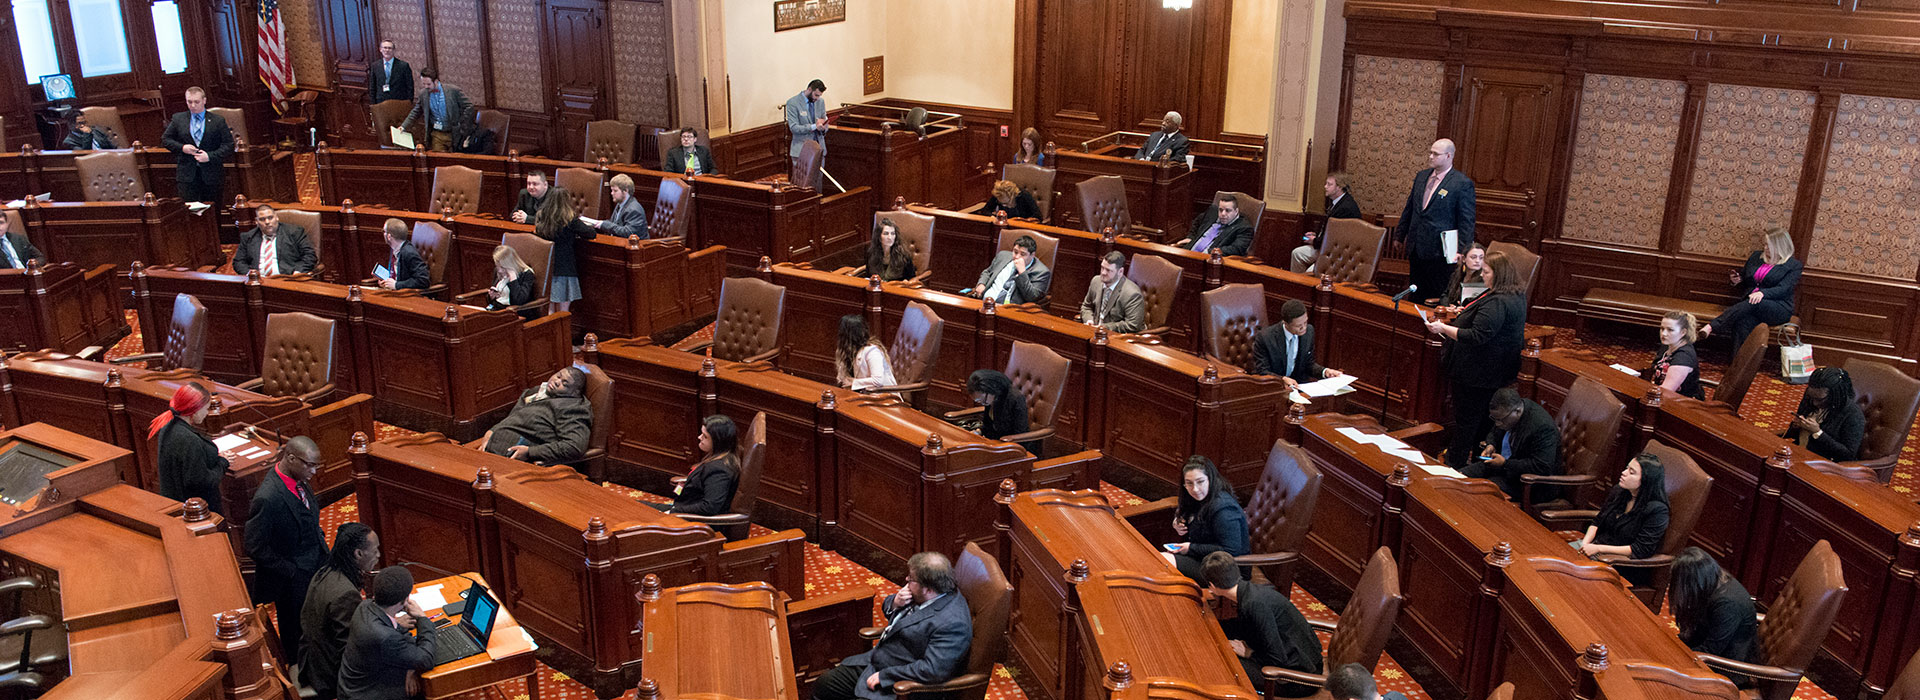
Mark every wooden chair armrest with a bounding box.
[1234,551,1300,567]
[675,513,749,525]
[893,673,991,697]
[742,348,780,364]
[999,426,1055,445]
[512,297,550,316]
[911,270,934,283]
[1518,473,1601,486]
[1305,619,1338,634]
[462,437,485,449]
[1595,553,1676,569]
[1261,666,1327,688]
[1842,454,1898,472]
[107,352,165,365]
[675,338,715,354]
[452,289,489,304]
[859,380,929,395]
[1117,496,1178,519]
[297,383,338,405]
[1694,653,1806,682]
[858,627,884,640]
[1386,422,1445,440]
[943,406,986,421]
[1139,325,1171,337]
[1535,508,1599,522]
[236,378,266,391]
[839,265,868,277]
[958,201,987,215]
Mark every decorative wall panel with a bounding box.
[1809,95,1920,279]
[278,0,330,87]
[611,0,673,126]
[1561,75,1686,248]
[1680,84,1814,259]
[1342,56,1445,216]
[373,0,428,68]
[487,0,546,112]
[429,0,487,106]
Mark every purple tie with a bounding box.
[1191,223,1223,252]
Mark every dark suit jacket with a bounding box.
[1396,168,1475,262]
[1,232,45,270]
[1476,399,1561,499]
[545,218,598,278]
[486,269,539,318]
[155,419,228,515]
[974,252,1051,305]
[63,127,116,150]
[300,568,363,699]
[368,57,414,104]
[233,223,317,276]
[161,111,236,187]
[1223,581,1323,682]
[1135,130,1189,162]
[1783,400,1866,462]
[1682,579,1760,688]
[512,189,551,225]
[400,84,475,142]
[1180,495,1250,558]
[664,144,716,176]
[484,388,593,464]
[383,242,431,290]
[980,191,1040,220]
[598,194,648,240]
[1185,208,1256,257]
[243,467,328,600]
[1733,251,1803,314]
[1251,323,1326,383]
[845,592,974,700]
[336,600,436,700]
[1310,192,1363,256]
[1079,276,1146,333]
[668,455,739,515]
[1442,291,1526,389]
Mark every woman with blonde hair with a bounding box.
[534,189,596,312]
[980,179,1040,220]
[1646,310,1702,399]
[1701,226,1799,345]
[486,245,541,319]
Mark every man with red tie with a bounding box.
[244,435,328,659]
[376,218,431,290]
[232,205,317,276]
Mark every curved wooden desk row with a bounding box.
[0,261,124,355]
[229,201,725,344]
[348,431,811,698]
[0,423,292,700]
[8,196,224,289]
[636,578,881,700]
[1518,345,1920,698]
[128,265,568,439]
[0,145,297,207]
[309,147,875,274]
[762,262,1292,493]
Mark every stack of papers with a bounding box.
[409,583,449,611]
[212,433,270,460]
[1288,374,1360,404]
[1333,427,1467,478]
[390,127,416,150]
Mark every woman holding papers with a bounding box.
[1425,252,1528,469]
[1646,311,1703,399]
[1161,455,1250,582]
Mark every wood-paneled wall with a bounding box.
[1336,2,1920,373]
[1012,0,1232,148]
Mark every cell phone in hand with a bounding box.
[1163,543,1181,553]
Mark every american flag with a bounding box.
[257,0,294,109]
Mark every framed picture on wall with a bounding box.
[774,0,846,32]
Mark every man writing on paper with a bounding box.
[1396,139,1475,303]
[1251,300,1343,391]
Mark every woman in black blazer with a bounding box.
[485,245,541,319]
[152,383,229,515]
[534,188,596,313]
[1670,547,1759,688]
[980,179,1041,220]
[1574,453,1671,586]
[1161,455,1249,582]
[1426,251,1529,469]
[1701,226,1800,346]
[655,415,740,516]
[1782,366,1866,462]
[966,369,1037,454]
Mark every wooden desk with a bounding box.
[10,196,223,290]
[824,115,970,211]
[1050,149,1196,241]
[413,573,538,700]
[1074,570,1263,700]
[0,146,297,207]
[637,577,879,700]
[0,262,125,354]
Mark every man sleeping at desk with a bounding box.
[481,367,592,465]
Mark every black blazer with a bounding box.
[1179,495,1250,558]
[512,189,551,225]
[1592,496,1670,560]
[233,223,318,276]
[1681,578,1760,688]
[1442,291,1527,389]
[368,57,413,104]
[300,567,362,699]
[1251,323,1326,383]
[1732,251,1802,313]
[1310,193,1363,256]
[383,242,431,290]
[1480,399,1561,498]
[63,127,116,150]
[1,232,45,269]
[1783,400,1866,462]
[543,218,598,278]
[664,144,716,176]
[843,592,973,700]
[1396,168,1475,262]
[669,455,739,516]
[1224,581,1323,682]
[1136,130,1189,162]
[980,191,1041,220]
[155,418,228,515]
[336,599,436,700]
[980,395,1038,455]
[486,269,540,318]
[1185,208,1256,257]
[161,111,236,187]
[865,246,917,282]
[243,468,327,597]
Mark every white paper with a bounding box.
[213,433,251,451]
[1416,306,1430,324]
[1288,391,1311,405]
[1442,230,1459,261]
[1609,363,1641,376]
[389,127,416,150]
[1297,374,1359,398]
[410,584,448,611]
[578,216,601,226]
[1419,464,1468,478]
[185,202,211,214]
[1335,427,1374,443]
[1458,285,1486,301]
[372,264,392,281]
[236,446,270,460]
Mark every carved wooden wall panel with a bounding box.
[374,0,428,65]
[610,0,674,128]
[1019,0,1231,147]
[1460,66,1566,248]
[429,0,488,105]
[1561,75,1686,249]
[280,0,333,88]
[1679,85,1815,259]
[487,0,546,112]
[1032,0,1117,145]
[1809,95,1920,279]
[318,0,379,139]
[1340,55,1446,220]
[546,0,609,159]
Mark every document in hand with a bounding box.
[1442,229,1459,261]
[390,126,416,150]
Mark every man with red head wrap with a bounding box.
[152,383,229,514]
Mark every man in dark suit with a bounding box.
[368,39,414,106]
[1079,251,1147,333]
[243,436,328,659]
[1200,552,1322,697]
[1462,388,1560,499]
[62,112,117,150]
[336,567,435,700]
[481,367,593,464]
[814,551,973,700]
[1134,111,1190,163]
[399,67,474,152]
[232,205,317,276]
[509,170,551,225]
[1293,172,1362,273]
[1179,193,1255,257]
[663,127,716,176]
[1252,299,1344,390]
[377,218,431,290]
[1396,138,1475,302]
[1,216,45,270]
[160,86,236,205]
[968,234,1051,305]
[594,174,649,238]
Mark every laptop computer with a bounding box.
[428,581,499,666]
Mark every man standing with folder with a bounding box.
[1396,139,1475,304]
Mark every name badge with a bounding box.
[433,121,445,131]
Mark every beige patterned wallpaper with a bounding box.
[488,0,545,112]
[611,0,673,126]
[277,0,328,90]
[1809,95,1920,279]
[1342,56,1445,218]
[1680,84,1815,259]
[373,0,427,75]
[1561,75,1686,249]
[430,0,488,106]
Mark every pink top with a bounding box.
[1751,262,1775,293]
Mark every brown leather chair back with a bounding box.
[274,210,321,265]
[371,100,414,147]
[727,412,768,518]
[75,151,147,201]
[1641,439,1710,562]
[1125,254,1182,333]
[1215,191,1266,232]
[1327,546,1403,671]
[1076,175,1133,235]
[501,232,554,297]
[996,228,1058,276]
[428,165,483,215]
[1246,441,1323,562]
[1002,164,1057,221]
[77,106,127,148]
[579,362,614,461]
[650,177,693,240]
[1486,683,1515,700]
[1713,323,1771,415]
[583,120,636,164]
[875,210,935,276]
[651,127,709,169]
[713,277,786,362]
[1006,341,1070,431]
[1200,282,1267,370]
[1754,540,1847,700]
[1885,647,1920,700]
[1557,377,1627,490]
[475,109,511,156]
[164,293,208,372]
[952,542,1013,692]
[1842,357,1920,471]
[889,302,944,387]
[259,312,336,399]
[1487,240,1541,298]
[555,168,604,219]
[411,221,451,287]
[208,107,248,146]
[792,139,825,189]
[1315,217,1388,285]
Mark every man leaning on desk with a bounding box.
[337,566,436,700]
[1252,300,1343,391]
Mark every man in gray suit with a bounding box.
[813,552,972,700]
[595,173,649,239]
[336,567,434,700]
[1080,251,1146,333]
[786,79,829,188]
[399,67,474,152]
[967,234,1051,306]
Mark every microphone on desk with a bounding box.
[1390,284,1420,303]
[394,561,488,615]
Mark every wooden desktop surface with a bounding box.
[641,581,797,700]
[413,572,538,700]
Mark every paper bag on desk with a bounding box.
[390,126,416,150]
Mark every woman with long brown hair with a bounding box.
[534,188,596,312]
[864,219,916,282]
[1012,127,1047,167]
[835,314,896,393]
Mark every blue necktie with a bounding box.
[190,115,204,144]
[1285,332,1297,377]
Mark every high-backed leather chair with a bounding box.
[555,167,604,218]
[860,209,934,282]
[1487,240,1541,298]
[583,120,636,164]
[1261,547,1403,695]
[1314,217,1388,286]
[651,127,709,169]
[454,232,553,318]
[1216,190,1266,232]
[573,363,615,477]
[77,106,127,148]
[371,100,415,148]
[1002,164,1057,222]
[240,312,336,403]
[944,341,1070,451]
[996,228,1058,281]
[1126,253,1182,336]
[650,177,694,240]
[208,107,248,145]
[273,209,323,276]
[792,139,825,190]
[1705,323,1771,416]
[427,165,483,215]
[111,293,205,371]
[1200,282,1267,371]
[1237,441,1322,592]
[1077,175,1151,237]
[1518,376,1626,515]
[475,109,511,156]
[675,277,786,363]
[75,151,147,201]
[860,302,944,410]
[1885,646,1920,700]
[1839,357,1920,482]
[674,412,766,542]
[411,221,452,297]
[884,542,1011,700]
[1540,439,1710,612]
[1696,540,1847,700]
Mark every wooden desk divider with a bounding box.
[0,260,125,354]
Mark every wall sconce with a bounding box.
[1163,0,1194,8]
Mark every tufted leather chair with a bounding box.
[502,231,553,298]
[111,293,206,371]
[555,167,604,218]
[77,106,127,149]
[570,363,616,478]
[1125,253,1182,335]
[1486,683,1515,700]
[1262,546,1404,696]
[425,165,482,216]
[371,100,415,148]
[474,110,511,156]
[860,302,944,410]
[861,209,934,282]
[1216,190,1266,232]
[1004,341,1070,447]
[1236,440,1323,593]
[679,277,786,363]
[1076,175,1135,236]
[880,542,1011,700]
[1705,323,1771,417]
[1696,540,1847,700]
[1314,217,1387,286]
[1885,646,1920,700]
[792,139,825,191]
[272,209,322,276]
[75,151,147,201]
[1539,439,1711,612]
[208,107,248,146]
[1838,357,1920,483]
[410,221,452,297]
[1487,240,1540,299]
[650,177,693,240]
[651,126,709,170]
[1002,163,1057,222]
[582,120,636,164]
[240,312,336,404]
[996,227,1058,282]
[1518,376,1625,515]
[675,412,767,541]
[1199,282,1267,372]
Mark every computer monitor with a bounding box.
[39,74,75,101]
[461,582,499,642]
